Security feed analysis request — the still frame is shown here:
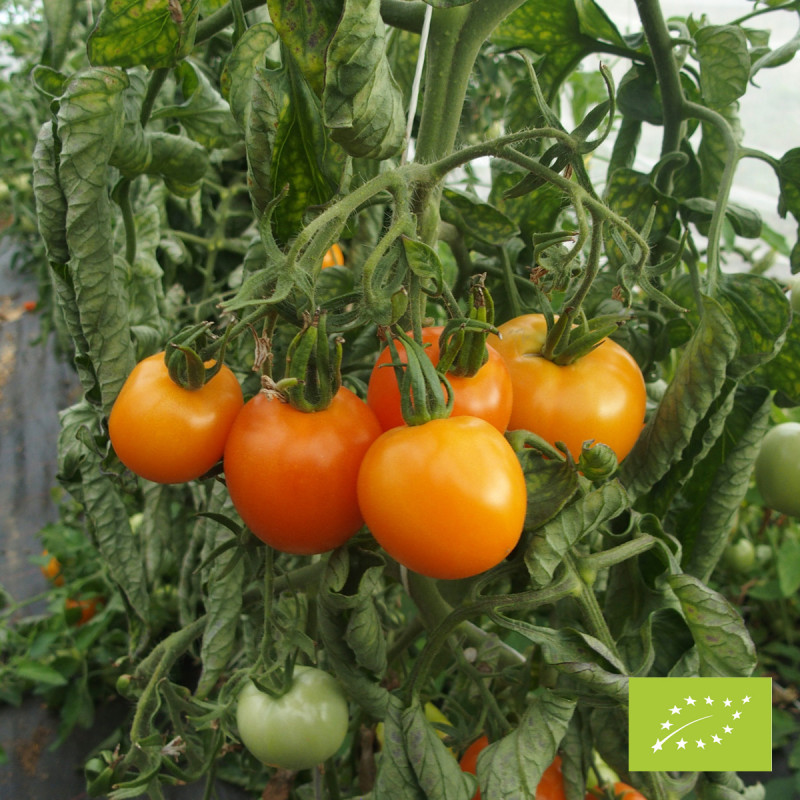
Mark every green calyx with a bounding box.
[282,310,343,412]
[385,327,453,426]
[165,322,226,390]
[437,276,497,378]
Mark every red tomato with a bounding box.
[224,386,382,555]
[65,597,100,626]
[488,315,645,462]
[356,416,527,579]
[366,327,513,432]
[109,353,243,484]
[460,743,568,800]
[322,243,345,268]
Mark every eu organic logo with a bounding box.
[628,678,772,772]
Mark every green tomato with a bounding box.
[236,668,349,771]
[754,422,800,518]
[723,538,756,573]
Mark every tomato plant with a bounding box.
[367,326,513,432]
[65,596,101,626]
[488,314,646,462]
[236,668,349,771]
[357,415,527,579]
[108,352,243,484]
[10,0,800,796]
[224,386,382,555]
[754,422,800,518]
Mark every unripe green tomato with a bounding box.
[790,277,800,314]
[236,668,349,771]
[754,422,800,517]
[723,539,756,573]
[755,543,773,566]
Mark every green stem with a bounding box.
[575,535,658,573]
[139,68,169,127]
[634,0,686,191]
[683,100,740,295]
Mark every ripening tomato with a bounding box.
[65,597,100,626]
[322,243,345,268]
[224,386,382,555]
[488,315,646,462]
[366,327,513,432]
[41,551,65,586]
[109,353,243,484]
[357,416,527,579]
[459,735,488,799]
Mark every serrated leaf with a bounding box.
[88,0,200,69]
[441,187,519,246]
[696,25,750,107]
[668,573,757,677]
[322,0,406,160]
[525,481,629,586]
[620,296,739,501]
[477,691,577,799]
[151,60,240,149]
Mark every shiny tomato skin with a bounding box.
[236,668,349,771]
[459,735,488,799]
[367,327,513,432]
[488,315,646,462]
[223,387,382,555]
[754,422,800,517]
[356,416,527,579]
[108,353,244,484]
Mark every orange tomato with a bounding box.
[224,386,382,555]
[65,597,100,626]
[357,416,527,579]
[366,327,513,432]
[488,315,645,462]
[109,353,243,484]
[41,551,65,587]
[587,783,647,800]
[322,243,345,268]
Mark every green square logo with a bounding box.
[629,677,772,772]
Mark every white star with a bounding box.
[661,720,673,730]
[670,705,682,715]
[733,711,741,720]
[704,696,714,705]
[723,725,733,734]
[724,698,732,707]
[742,695,751,704]
[685,696,696,706]
[712,735,722,744]
[652,739,664,752]
[697,739,706,749]
[676,739,687,749]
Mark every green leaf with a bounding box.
[322,0,406,160]
[616,64,663,125]
[247,62,347,243]
[620,296,739,502]
[441,187,519,246]
[777,539,800,597]
[525,481,629,587]
[678,387,772,581]
[667,272,791,379]
[57,67,136,411]
[32,121,69,265]
[477,691,577,798]
[151,60,240,149]
[267,0,341,97]
[574,0,626,47]
[15,660,70,687]
[753,314,800,406]
[777,147,800,223]
[698,104,742,198]
[222,22,279,129]
[695,25,751,107]
[42,0,78,70]
[668,573,757,677]
[750,28,800,79]
[516,445,579,531]
[490,0,596,99]
[196,486,244,698]
[680,197,762,239]
[88,0,200,69]
[401,236,445,294]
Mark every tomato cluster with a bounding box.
[108,318,645,567]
